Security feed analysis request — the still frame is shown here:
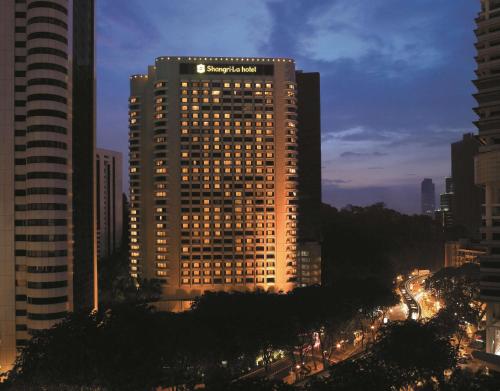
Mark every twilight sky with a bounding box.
[96,0,479,215]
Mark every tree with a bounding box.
[441,369,500,391]
[3,287,400,391]
[372,321,457,390]
[206,378,295,391]
[306,357,392,391]
[321,203,445,289]
[306,320,458,391]
[426,263,483,350]
[6,306,179,391]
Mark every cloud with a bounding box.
[297,0,443,74]
[97,0,273,72]
[324,125,470,151]
[323,178,352,185]
[340,151,388,158]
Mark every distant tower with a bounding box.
[421,178,436,216]
[439,177,454,229]
[96,149,123,261]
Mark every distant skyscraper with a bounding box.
[129,56,301,310]
[451,133,483,237]
[296,71,322,287]
[96,149,123,261]
[0,0,95,373]
[421,178,436,216]
[474,0,500,358]
[439,177,454,229]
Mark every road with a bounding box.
[400,275,423,320]
[237,357,292,381]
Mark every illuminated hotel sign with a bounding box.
[180,63,274,76]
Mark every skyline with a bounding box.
[2,0,499,386]
[97,0,479,214]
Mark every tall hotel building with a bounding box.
[129,57,302,309]
[474,0,500,360]
[0,0,95,373]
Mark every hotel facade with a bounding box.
[0,0,96,373]
[129,57,312,309]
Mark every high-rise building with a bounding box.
[439,177,454,229]
[421,178,436,216]
[96,149,123,261]
[474,0,500,359]
[451,133,484,237]
[296,71,322,287]
[0,0,95,373]
[72,0,97,313]
[129,56,302,310]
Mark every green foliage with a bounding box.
[306,320,457,391]
[373,321,457,388]
[441,369,500,391]
[3,283,398,391]
[321,203,445,288]
[98,243,161,308]
[205,378,295,391]
[307,357,392,391]
[426,263,482,347]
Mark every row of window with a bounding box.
[181,271,275,277]
[15,203,67,211]
[15,219,67,226]
[27,16,67,30]
[27,32,67,44]
[180,277,276,285]
[27,78,67,89]
[180,81,273,89]
[180,97,273,104]
[28,1,68,15]
[27,109,67,119]
[15,188,67,196]
[27,124,67,134]
[25,172,67,180]
[26,156,67,164]
[27,280,67,289]
[181,261,275,268]
[16,250,67,258]
[27,93,67,104]
[15,234,67,242]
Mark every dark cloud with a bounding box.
[323,179,352,185]
[340,151,388,158]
